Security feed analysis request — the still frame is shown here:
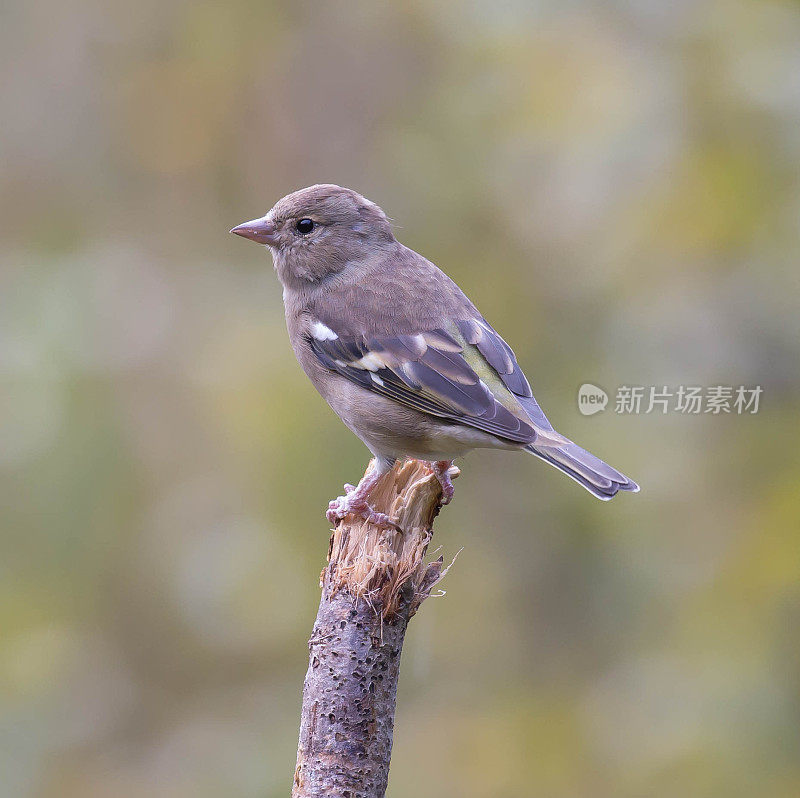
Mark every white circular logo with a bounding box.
[577,383,608,416]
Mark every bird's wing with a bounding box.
[307,315,562,446]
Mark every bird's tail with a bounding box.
[525,438,639,501]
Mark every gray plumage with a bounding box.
[231,184,638,512]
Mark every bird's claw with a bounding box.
[326,494,394,529]
[432,460,456,505]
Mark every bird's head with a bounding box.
[231,184,395,287]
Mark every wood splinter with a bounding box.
[292,458,459,798]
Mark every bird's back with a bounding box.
[305,243,479,338]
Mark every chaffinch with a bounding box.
[232,184,638,526]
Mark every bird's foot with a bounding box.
[326,466,394,528]
[326,493,393,528]
[431,460,456,504]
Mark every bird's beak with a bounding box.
[230,216,279,246]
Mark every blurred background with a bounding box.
[2,1,799,796]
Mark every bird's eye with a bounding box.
[295,218,314,235]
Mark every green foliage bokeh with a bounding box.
[1,2,799,796]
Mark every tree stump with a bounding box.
[292,459,458,798]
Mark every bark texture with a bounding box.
[292,459,457,798]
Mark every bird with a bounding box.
[231,184,638,527]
